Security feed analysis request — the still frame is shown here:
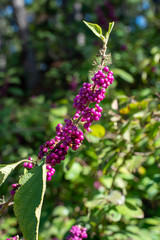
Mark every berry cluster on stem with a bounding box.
[66,225,88,240]
[6,236,20,240]
[20,30,114,183]
[32,40,114,181]
[35,62,114,181]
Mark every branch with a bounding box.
[0,195,14,216]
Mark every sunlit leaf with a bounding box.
[105,22,115,40]
[0,160,29,187]
[119,106,130,114]
[116,202,144,219]
[83,21,104,41]
[105,190,125,205]
[90,124,105,138]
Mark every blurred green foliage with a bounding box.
[0,0,160,239]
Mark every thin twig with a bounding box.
[0,195,14,216]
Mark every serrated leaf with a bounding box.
[83,20,104,40]
[14,161,46,240]
[112,68,134,83]
[0,160,28,187]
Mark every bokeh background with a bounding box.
[0,0,160,239]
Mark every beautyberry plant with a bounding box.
[0,20,114,240]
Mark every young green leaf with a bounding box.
[83,20,104,41]
[0,160,29,187]
[14,161,46,240]
[105,22,115,40]
[108,22,115,35]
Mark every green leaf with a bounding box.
[148,122,160,139]
[105,190,125,205]
[121,121,131,134]
[0,160,29,187]
[90,124,105,138]
[106,209,121,222]
[108,22,115,34]
[14,161,46,240]
[112,68,134,83]
[85,199,105,209]
[52,206,69,217]
[86,134,100,143]
[154,138,160,148]
[103,153,117,174]
[65,162,82,181]
[116,201,144,219]
[83,20,104,40]
[105,22,115,39]
[144,218,160,226]
[50,106,67,117]
[126,155,143,172]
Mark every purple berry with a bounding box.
[28,163,33,169]
[12,184,18,189]
[46,165,52,170]
[10,190,15,196]
[23,162,28,168]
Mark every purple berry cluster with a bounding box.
[37,66,114,181]
[6,236,20,240]
[67,225,88,240]
[23,157,33,169]
[10,183,19,196]
[73,66,114,131]
[46,164,55,181]
[38,120,84,181]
